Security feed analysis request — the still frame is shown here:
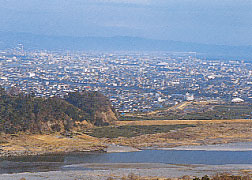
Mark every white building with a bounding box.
[231,98,244,103]
[186,92,194,101]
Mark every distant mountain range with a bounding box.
[0,31,252,59]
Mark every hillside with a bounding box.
[0,87,117,134]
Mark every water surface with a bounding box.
[1,142,252,174]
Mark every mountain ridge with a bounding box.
[1,31,252,59]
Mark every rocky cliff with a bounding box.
[65,91,118,126]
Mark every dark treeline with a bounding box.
[0,87,117,134]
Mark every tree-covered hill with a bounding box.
[0,87,117,134]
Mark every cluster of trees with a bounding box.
[0,87,117,134]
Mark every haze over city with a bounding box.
[1,0,252,45]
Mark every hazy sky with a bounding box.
[1,0,252,45]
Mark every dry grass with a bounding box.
[115,119,252,126]
[107,120,252,148]
[1,133,105,157]
[2,119,252,157]
[106,173,170,180]
[106,174,252,180]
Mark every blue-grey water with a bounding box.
[1,142,252,174]
[63,150,252,165]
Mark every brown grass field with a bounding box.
[1,119,252,157]
[115,119,252,126]
[106,119,252,148]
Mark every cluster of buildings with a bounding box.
[0,49,251,113]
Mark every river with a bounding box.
[1,142,252,174]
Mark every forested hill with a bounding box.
[0,87,118,134]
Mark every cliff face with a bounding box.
[0,88,118,134]
[93,108,118,126]
[64,91,118,126]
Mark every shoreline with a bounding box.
[1,138,252,159]
[1,163,252,180]
[0,149,106,159]
[160,142,252,151]
[1,141,252,179]
[0,144,141,159]
[1,140,252,159]
[1,119,252,158]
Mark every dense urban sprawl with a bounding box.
[0,48,251,112]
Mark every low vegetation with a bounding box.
[105,120,252,148]
[120,103,252,121]
[86,124,195,138]
[106,174,252,180]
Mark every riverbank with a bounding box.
[0,135,141,158]
[1,141,252,179]
[105,119,252,149]
[1,119,252,158]
[0,134,105,158]
[2,143,252,174]
[1,163,252,180]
